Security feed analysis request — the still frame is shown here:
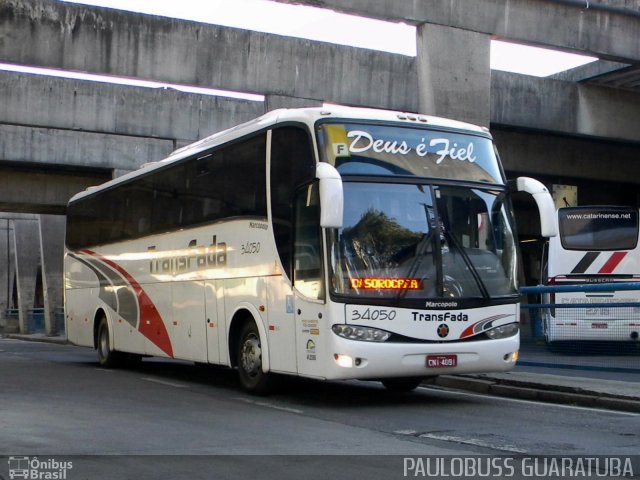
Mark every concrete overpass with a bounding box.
[0,0,639,334]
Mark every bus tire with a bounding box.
[382,377,423,392]
[237,321,271,395]
[96,316,123,368]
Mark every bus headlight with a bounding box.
[332,324,391,342]
[485,323,519,340]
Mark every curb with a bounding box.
[434,375,640,413]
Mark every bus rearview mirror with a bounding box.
[514,177,558,238]
[316,163,344,229]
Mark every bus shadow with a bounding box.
[74,356,471,408]
[270,376,465,409]
[121,358,466,407]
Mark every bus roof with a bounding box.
[69,106,490,203]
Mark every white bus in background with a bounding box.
[64,106,556,394]
[542,206,640,346]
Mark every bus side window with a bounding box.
[67,198,99,249]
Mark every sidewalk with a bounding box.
[4,332,639,412]
[436,339,640,413]
[4,332,69,345]
[435,371,640,413]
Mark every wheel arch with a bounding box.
[227,304,270,373]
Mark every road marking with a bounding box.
[394,429,527,453]
[141,377,188,388]
[419,432,527,454]
[419,385,640,417]
[234,397,304,415]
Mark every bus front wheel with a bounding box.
[237,321,271,395]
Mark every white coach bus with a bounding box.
[542,206,640,346]
[65,107,556,393]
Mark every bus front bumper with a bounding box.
[324,333,520,381]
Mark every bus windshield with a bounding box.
[327,182,518,302]
[558,207,639,251]
[317,122,503,184]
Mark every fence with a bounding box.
[1,307,65,335]
[28,307,45,333]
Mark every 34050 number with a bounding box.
[351,308,396,321]
[241,242,261,255]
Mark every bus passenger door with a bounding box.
[293,182,326,378]
[269,126,321,376]
[294,290,326,378]
[265,277,297,374]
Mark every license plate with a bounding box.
[426,354,457,368]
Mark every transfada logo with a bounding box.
[437,324,450,338]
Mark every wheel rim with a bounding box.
[240,332,262,379]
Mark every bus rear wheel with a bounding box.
[96,316,124,368]
[237,321,271,395]
[381,377,423,392]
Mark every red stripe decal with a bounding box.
[598,252,627,274]
[460,321,482,339]
[84,250,174,358]
[459,325,475,339]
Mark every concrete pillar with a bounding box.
[12,216,41,334]
[39,215,66,336]
[0,218,16,331]
[416,24,491,127]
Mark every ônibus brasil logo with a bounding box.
[7,456,73,480]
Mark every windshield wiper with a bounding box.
[396,202,439,301]
[441,229,490,300]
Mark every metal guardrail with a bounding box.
[521,281,640,294]
[519,282,640,359]
[520,282,640,309]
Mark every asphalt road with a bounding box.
[1,338,638,479]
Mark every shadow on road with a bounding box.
[78,356,469,408]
